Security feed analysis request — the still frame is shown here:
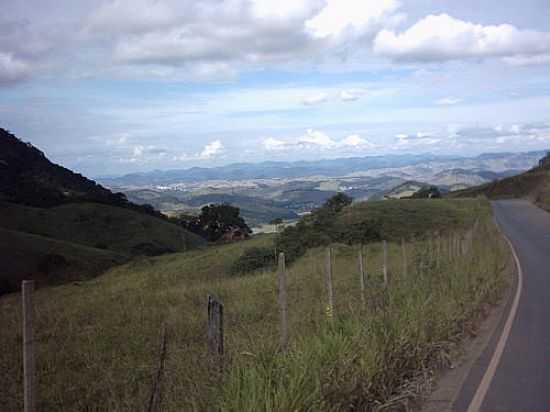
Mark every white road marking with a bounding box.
[466,223,523,412]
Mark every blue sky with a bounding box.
[1,0,550,177]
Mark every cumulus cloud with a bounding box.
[298,129,336,147]
[199,140,224,159]
[83,0,406,76]
[0,52,30,85]
[263,129,375,152]
[374,14,550,63]
[305,0,401,39]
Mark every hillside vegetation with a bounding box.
[0,201,205,294]
[0,202,205,255]
[448,161,550,211]
[0,198,510,411]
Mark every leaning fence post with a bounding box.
[277,252,289,351]
[22,280,36,412]
[401,238,407,278]
[207,294,224,372]
[358,246,366,307]
[383,240,388,287]
[325,247,335,321]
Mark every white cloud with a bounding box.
[341,134,368,147]
[305,0,401,39]
[339,88,367,102]
[436,97,462,105]
[263,137,288,151]
[133,145,144,157]
[199,140,224,159]
[302,92,329,105]
[0,52,30,85]
[298,129,336,147]
[263,130,375,152]
[374,14,550,63]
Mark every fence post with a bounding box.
[401,238,407,278]
[207,294,224,372]
[383,240,388,287]
[358,246,366,307]
[147,325,167,412]
[277,252,289,351]
[325,247,335,321]
[22,280,36,412]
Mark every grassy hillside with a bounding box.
[340,198,487,241]
[0,201,206,293]
[0,199,510,411]
[448,166,550,210]
[0,201,205,255]
[0,228,127,294]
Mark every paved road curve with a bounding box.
[455,200,550,412]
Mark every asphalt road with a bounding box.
[455,199,550,412]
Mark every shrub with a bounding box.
[230,247,276,274]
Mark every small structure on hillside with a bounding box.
[221,226,250,242]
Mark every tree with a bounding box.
[181,203,251,242]
[322,192,353,213]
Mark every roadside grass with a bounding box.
[0,200,509,411]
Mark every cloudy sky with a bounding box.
[1,0,550,177]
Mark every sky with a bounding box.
[1,0,550,177]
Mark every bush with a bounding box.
[230,247,276,275]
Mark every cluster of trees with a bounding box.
[410,186,442,199]
[275,193,381,263]
[172,203,251,242]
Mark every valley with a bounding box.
[99,151,542,228]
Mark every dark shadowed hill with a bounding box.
[0,128,161,218]
[0,128,206,294]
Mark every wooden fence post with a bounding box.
[325,247,335,320]
[22,280,36,412]
[147,325,167,412]
[383,240,388,287]
[401,238,407,278]
[277,252,289,351]
[358,246,366,307]
[207,294,224,371]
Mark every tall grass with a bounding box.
[0,200,509,411]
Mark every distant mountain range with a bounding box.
[99,151,545,187]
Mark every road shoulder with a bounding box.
[420,244,518,412]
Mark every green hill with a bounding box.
[0,228,128,294]
[0,201,205,255]
[0,201,205,294]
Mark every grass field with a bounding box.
[0,199,510,411]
